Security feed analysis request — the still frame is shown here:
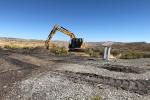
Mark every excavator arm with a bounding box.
[57,26,76,39]
[45,25,77,49]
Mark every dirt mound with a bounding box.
[27,47,51,54]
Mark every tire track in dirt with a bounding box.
[58,70,150,95]
[101,64,147,74]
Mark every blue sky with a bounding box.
[0,0,150,42]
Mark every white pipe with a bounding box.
[107,47,111,61]
[104,47,108,60]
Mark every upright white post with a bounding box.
[107,47,111,61]
[102,41,113,62]
[104,47,107,60]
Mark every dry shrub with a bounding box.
[4,45,33,50]
[4,45,21,49]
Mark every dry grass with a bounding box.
[0,39,44,49]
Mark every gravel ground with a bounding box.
[3,71,144,100]
[1,48,150,100]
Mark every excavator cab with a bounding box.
[69,38,84,51]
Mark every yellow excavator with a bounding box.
[45,25,85,51]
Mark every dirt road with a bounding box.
[1,48,150,100]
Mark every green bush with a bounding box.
[4,45,11,49]
[85,48,104,58]
[143,53,150,58]
[111,50,120,56]
[92,95,102,100]
[120,51,144,59]
[85,48,94,56]
[50,46,68,56]
[22,47,31,50]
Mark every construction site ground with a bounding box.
[1,48,150,100]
